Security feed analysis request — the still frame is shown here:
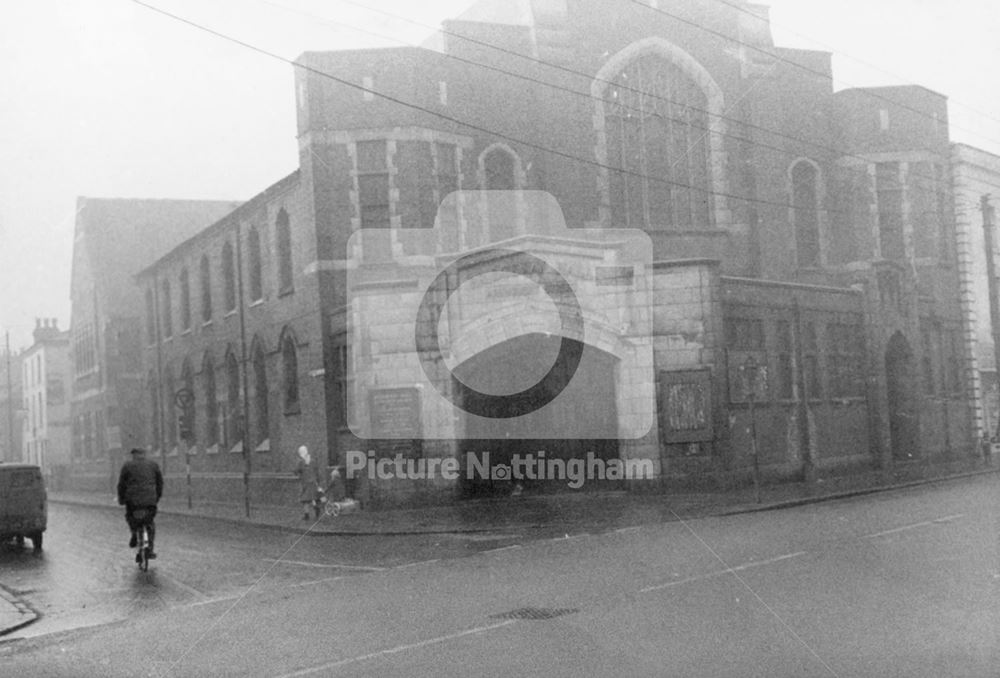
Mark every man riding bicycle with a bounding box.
[117,448,163,559]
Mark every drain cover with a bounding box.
[490,607,579,621]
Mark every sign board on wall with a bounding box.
[369,387,422,458]
[658,369,713,443]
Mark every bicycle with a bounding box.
[132,507,154,572]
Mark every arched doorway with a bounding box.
[453,333,619,496]
[885,332,919,460]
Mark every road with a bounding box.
[0,503,522,639]
[1,474,998,677]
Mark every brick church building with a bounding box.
[130,0,980,507]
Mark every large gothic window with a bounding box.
[792,160,821,268]
[604,54,712,230]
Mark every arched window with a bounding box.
[276,209,293,293]
[792,160,821,268]
[145,288,156,344]
[248,227,263,302]
[202,352,218,446]
[222,241,236,312]
[281,332,299,414]
[226,350,241,446]
[200,254,212,322]
[161,280,172,338]
[148,372,160,450]
[602,52,713,230]
[180,358,195,444]
[252,340,269,446]
[179,267,191,331]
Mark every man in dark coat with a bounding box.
[117,448,164,558]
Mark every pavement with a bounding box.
[0,584,38,638]
[47,458,998,537]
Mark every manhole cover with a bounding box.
[490,607,579,621]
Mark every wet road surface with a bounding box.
[0,503,524,639]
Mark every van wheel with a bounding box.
[30,532,42,552]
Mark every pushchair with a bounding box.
[313,468,360,517]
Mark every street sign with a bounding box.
[174,388,195,410]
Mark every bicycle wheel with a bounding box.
[138,527,149,572]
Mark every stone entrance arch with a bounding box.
[885,331,919,460]
[453,333,619,496]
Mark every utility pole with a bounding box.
[234,223,253,518]
[6,331,13,462]
[981,195,1000,441]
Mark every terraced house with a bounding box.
[134,0,987,507]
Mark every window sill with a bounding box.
[180,328,192,336]
[255,438,270,452]
[224,310,237,319]
[283,404,302,417]
[229,441,243,454]
[205,443,219,455]
[829,397,865,405]
[278,287,295,299]
[202,319,213,328]
[249,299,264,308]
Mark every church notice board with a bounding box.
[369,386,422,458]
[658,368,713,443]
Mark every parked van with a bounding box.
[0,463,47,551]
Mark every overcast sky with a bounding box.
[1,0,997,348]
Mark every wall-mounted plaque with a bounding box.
[659,369,713,443]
